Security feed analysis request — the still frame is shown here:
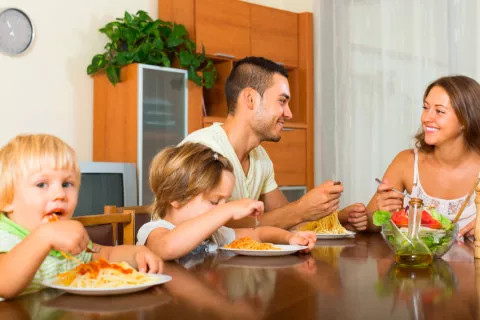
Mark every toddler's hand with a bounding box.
[226,199,264,221]
[40,220,90,255]
[134,248,164,274]
[289,231,316,253]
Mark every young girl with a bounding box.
[0,134,163,299]
[136,142,316,260]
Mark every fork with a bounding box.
[86,247,100,254]
[375,178,405,195]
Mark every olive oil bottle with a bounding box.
[394,198,433,268]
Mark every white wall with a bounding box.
[0,0,157,161]
[0,0,312,161]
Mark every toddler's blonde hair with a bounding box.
[0,134,80,210]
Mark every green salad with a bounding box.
[373,208,457,256]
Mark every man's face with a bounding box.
[251,74,292,142]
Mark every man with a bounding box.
[182,56,367,230]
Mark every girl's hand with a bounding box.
[289,231,316,253]
[376,179,404,212]
[226,199,264,221]
[39,220,90,255]
[134,248,164,274]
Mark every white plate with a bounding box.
[219,244,308,256]
[316,230,356,240]
[41,274,172,296]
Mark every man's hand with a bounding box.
[339,203,368,231]
[298,180,343,222]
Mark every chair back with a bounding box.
[73,210,134,246]
[104,205,152,244]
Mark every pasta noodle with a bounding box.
[224,237,281,250]
[299,211,347,234]
[56,258,157,288]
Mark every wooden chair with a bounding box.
[104,205,152,244]
[73,210,134,246]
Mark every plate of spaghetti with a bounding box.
[298,211,355,239]
[220,237,307,256]
[41,259,172,296]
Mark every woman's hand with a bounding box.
[458,219,475,239]
[376,179,404,212]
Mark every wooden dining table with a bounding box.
[1,233,478,320]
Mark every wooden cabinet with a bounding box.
[262,129,306,186]
[157,1,314,190]
[195,0,251,59]
[93,64,189,205]
[250,5,299,67]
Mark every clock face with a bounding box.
[0,8,34,55]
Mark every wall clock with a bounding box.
[0,8,34,55]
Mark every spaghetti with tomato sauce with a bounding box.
[224,237,281,250]
[56,258,157,288]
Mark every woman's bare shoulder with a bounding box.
[390,149,415,168]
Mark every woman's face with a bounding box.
[421,86,464,147]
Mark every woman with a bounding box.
[366,75,480,238]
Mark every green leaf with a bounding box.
[203,71,216,89]
[188,66,202,86]
[167,36,184,48]
[171,23,187,38]
[153,38,164,51]
[160,54,171,67]
[106,65,120,85]
[124,11,133,24]
[136,10,152,22]
[122,28,137,46]
[115,51,133,65]
[86,64,97,75]
[159,25,172,38]
[91,54,106,68]
[373,210,392,226]
[143,20,161,35]
[184,39,196,52]
[179,49,192,66]
[430,208,453,231]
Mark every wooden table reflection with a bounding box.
[1,233,478,319]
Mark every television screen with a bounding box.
[74,173,125,217]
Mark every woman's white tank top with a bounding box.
[403,149,476,229]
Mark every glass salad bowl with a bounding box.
[375,208,459,259]
[381,221,458,259]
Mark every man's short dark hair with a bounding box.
[225,56,288,115]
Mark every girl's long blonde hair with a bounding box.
[149,142,233,220]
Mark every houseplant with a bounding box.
[87,10,216,88]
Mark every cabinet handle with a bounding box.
[282,128,294,132]
[214,52,235,59]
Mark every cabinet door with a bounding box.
[262,128,306,186]
[195,0,250,59]
[139,65,188,205]
[250,5,298,67]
